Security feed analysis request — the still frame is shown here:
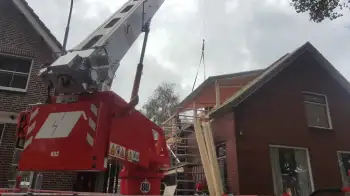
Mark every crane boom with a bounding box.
[39,0,164,94]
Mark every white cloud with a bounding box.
[225,0,240,13]
[26,0,350,107]
[164,0,198,15]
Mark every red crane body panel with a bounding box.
[17,91,170,172]
[19,96,106,171]
[108,110,169,170]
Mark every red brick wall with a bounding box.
[41,172,77,191]
[0,0,54,112]
[233,52,350,195]
[211,113,240,194]
[0,124,17,187]
[184,115,240,194]
[0,0,76,190]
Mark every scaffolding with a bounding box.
[161,74,249,195]
[162,107,209,195]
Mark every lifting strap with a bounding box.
[191,0,208,92]
[191,39,206,92]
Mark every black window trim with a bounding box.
[0,124,5,146]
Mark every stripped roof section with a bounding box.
[209,42,350,118]
[177,52,292,111]
[12,0,62,55]
[177,69,264,111]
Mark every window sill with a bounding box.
[308,125,333,131]
[15,147,23,151]
[0,86,27,93]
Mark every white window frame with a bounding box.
[302,91,332,129]
[0,53,33,93]
[336,150,350,187]
[269,144,315,194]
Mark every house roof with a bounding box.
[209,42,350,118]
[177,69,264,112]
[12,0,62,55]
[177,51,293,112]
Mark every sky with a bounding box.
[26,0,350,108]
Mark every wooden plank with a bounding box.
[163,185,177,196]
[164,167,184,175]
[193,119,216,196]
[161,112,179,125]
[215,80,220,108]
[203,121,224,195]
[219,85,243,88]
[202,122,218,194]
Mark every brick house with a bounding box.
[0,0,81,191]
[168,41,350,195]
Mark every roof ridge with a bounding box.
[209,41,350,117]
[209,69,264,82]
[177,69,265,110]
[12,0,62,55]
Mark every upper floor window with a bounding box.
[303,92,332,129]
[0,54,32,92]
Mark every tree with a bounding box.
[142,83,180,126]
[290,0,349,23]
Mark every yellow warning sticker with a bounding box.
[109,142,126,159]
[109,143,116,156]
[127,150,132,162]
[127,149,140,163]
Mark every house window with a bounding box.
[8,148,34,188]
[303,92,331,129]
[337,151,350,187]
[0,124,5,145]
[270,146,313,196]
[0,54,32,91]
[216,143,228,192]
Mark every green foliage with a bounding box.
[142,83,180,127]
[290,0,349,22]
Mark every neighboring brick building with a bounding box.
[0,0,79,190]
[168,42,350,196]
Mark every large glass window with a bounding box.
[337,151,350,187]
[0,54,32,91]
[270,146,313,196]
